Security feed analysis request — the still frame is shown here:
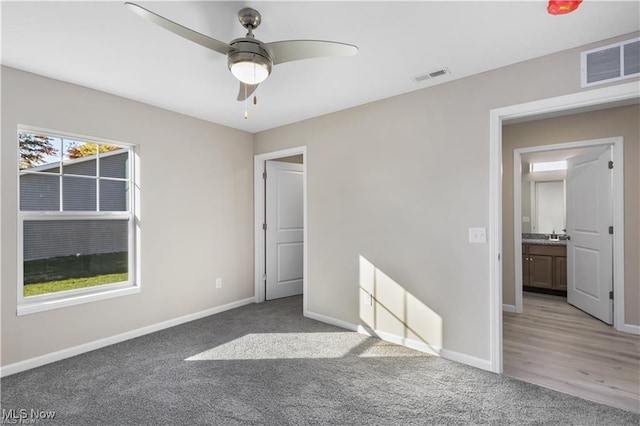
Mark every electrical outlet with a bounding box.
[215,278,222,289]
[363,292,372,306]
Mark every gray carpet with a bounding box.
[1,296,638,425]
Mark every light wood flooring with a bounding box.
[503,292,640,413]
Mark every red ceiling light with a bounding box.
[547,0,582,15]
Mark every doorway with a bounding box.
[488,81,639,374]
[511,138,623,320]
[254,147,307,310]
[493,94,639,409]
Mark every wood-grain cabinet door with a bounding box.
[530,255,553,288]
[554,256,567,291]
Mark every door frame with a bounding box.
[512,138,623,318]
[254,147,307,311]
[489,81,639,373]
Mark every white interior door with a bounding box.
[265,160,304,300]
[566,146,613,324]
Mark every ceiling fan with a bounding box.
[125,3,358,102]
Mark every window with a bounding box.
[18,127,138,315]
[530,161,567,173]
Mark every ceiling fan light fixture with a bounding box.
[228,45,272,84]
[126,3,357,102]
[231,60,270,84]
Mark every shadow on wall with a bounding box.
[358,255,443,355]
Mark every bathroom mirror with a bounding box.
[531,180,565,234]
[522,176,567,235]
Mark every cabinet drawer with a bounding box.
[528,244,566,257]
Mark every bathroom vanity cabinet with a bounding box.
[522,243,567,294]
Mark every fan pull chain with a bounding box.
[244,84,248,119]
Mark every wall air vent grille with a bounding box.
[413,67,450,83]
[581,38,640,87]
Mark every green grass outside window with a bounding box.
[24,273,129,297]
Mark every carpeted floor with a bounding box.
[1,296,638,425]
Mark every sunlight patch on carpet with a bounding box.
[184,333,427,361]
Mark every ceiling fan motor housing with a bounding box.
[228,38,273,79]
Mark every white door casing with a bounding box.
[566,146,613,324]
[492,82,637,374]
[265,160,304,300]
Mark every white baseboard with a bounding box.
[618,322,640,335]
[440,348,492,371]
[1,297,255,378]
[356,325,442,357]
[502,304,517,313]
[304,310,358,332]
[306,310,492,372]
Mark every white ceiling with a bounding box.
[2,1,639,133]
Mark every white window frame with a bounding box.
[17,126,140,315]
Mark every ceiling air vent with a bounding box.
[413,67,450,83]
[581,37,640,87]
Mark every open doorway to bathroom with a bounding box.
[500,104,639,412]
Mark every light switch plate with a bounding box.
[522,216,530,223]
[469,227,487,243]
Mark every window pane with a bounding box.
[99,147,129,179]
[100,180,128,211]
[20,173,60,211]
[63,140,97,176]
[23,219,129,297]
[63,177,96,211]
[19,133,61,173]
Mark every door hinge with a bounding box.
[262,223,267,231]
[608,160,614,169]
[609,226,614,235]
[262,273,267,281]
[263,171,267,179]
[609,291,614,300]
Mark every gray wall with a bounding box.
[1,66,254,366]
[254,33,640,362]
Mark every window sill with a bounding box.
[17,285,140,316]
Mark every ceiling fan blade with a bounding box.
[265,40,358,65]
[237,82,259,101]
[125,2,231,55]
